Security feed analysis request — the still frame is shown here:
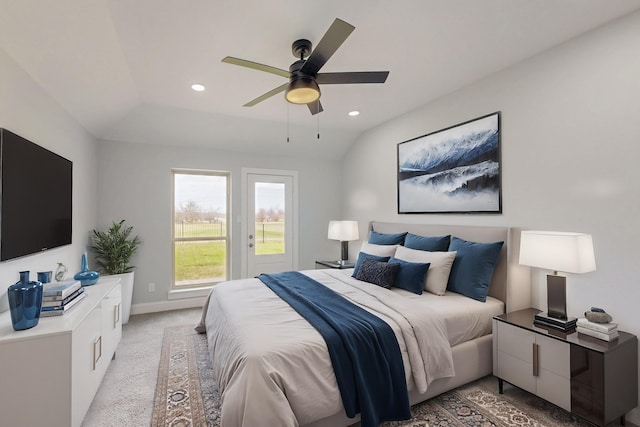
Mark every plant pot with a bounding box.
[107,271,134,325]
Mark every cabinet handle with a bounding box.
[114,303,121,328]
[93,335,103,371]
[532,342,539,377]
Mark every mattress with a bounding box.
[323,269,503,346]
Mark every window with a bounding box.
[254,182,285,255]
[172,170,229,289]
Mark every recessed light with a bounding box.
[348,110,360,117]
[191,84,206,92]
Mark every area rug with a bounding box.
[152,325,592,427]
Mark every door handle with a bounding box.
[93,335,103,371]
[532,342,539,377]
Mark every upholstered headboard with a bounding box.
[369,222,530,313]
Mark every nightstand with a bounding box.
[493,308,638,427]
[315,260,355,269]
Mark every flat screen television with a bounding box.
[0,128,72,261]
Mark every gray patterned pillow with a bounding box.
[354,258,399,289]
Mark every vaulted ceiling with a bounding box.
[1,0,639,159]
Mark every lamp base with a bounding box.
[546,274,568,320]
[534,311,577,331]
[340,241,349,263]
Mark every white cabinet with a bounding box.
[493,316,571,411]
[0,278,122,427]
[494,308,638,426]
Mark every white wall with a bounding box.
[96,140,343,307]
[0,48,99,312]
[342,11,640,422]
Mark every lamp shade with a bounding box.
[519,230,596,274]
[328,220,359,242]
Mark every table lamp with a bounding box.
[519,230,596,330]
[328,220,359,265]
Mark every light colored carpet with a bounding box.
[81,307,203,427]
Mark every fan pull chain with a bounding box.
[287,103,290,143]
[317,101,320,140]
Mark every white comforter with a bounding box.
[201,269,455,427]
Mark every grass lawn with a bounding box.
[174,222,285,283]
[175,241,226,282]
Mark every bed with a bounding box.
[197,222,530,427]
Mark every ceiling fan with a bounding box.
[222,18,389,115]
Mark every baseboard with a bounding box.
[130,297,206,316]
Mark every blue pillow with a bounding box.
[404,233,451,251]
[389,257,430,295]
[354,258,399,289]
[368,230,407,245]
[352,252,391,277]
[447,237,504,302]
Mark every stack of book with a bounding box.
[533,311,577,331]
[41,281,86,317]
[576,317,619,341]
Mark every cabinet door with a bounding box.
[72,306,103,427]
[536,334,571,411]
[570,345,604,425]
[495,321,536,393]
[101,283,122,361]
[0,334,72,426]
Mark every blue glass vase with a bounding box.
[74,252,99,286]
[8,271,43,331]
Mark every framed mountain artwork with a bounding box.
[397,112,501,214]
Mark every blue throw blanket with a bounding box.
[258,271,410,427]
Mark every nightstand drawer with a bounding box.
[496,351,536,394]
[497,321,534,362]
[537,334,569,378]
[538,368,571,411]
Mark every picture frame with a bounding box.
[397,112,501,214]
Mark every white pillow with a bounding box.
[394,246,457,296]
[360,242,398,257]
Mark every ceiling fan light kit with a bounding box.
[285,77,320,104]
[222,18,389,115]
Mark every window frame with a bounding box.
[171,168,231,290]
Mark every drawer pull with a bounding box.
[532,342,539,377]
[114,303,121,328]
[93,335,103,371]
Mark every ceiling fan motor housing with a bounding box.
[291,39,312,59]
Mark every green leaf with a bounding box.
[90,220,141,275]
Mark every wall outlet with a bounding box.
[148,282,155,292]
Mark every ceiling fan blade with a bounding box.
[307,100,324,115]
[316,71,389,84]
[301,18,355,76]
[222,56,290,78]
[243,83,289,107]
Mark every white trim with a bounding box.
[130,296,206,316]
[241,168,299,278]
[167,286,212,300]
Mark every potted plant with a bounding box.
[91,220,141,324]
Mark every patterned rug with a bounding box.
[152,325,593,427]
[152,326,221,426]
